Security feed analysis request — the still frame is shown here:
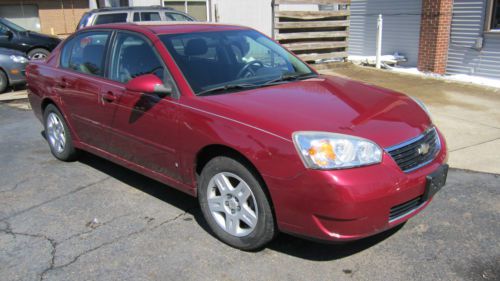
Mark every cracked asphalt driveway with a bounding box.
[0,104,499,281]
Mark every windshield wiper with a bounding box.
[196,83,258,96]
[263,72,318,86]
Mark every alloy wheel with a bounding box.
[30,52,47,60]
[206,172,258,237]
[46,112,66,154]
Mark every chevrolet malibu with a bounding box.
[26,23,448,250]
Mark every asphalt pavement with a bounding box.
[0,104,499,281]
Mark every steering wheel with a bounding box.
[236,60,265,78]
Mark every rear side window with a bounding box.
[61,31,110,76]
[165,12,193,21]
[133,12,161,22]
[94,13,127,25]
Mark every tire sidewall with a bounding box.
[0,70,7,93]
[28,48,50,60]
[198,156,275,250]
[43,104,76,161]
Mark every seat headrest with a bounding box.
[184,38,208,56]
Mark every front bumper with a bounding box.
[265,129,448,242]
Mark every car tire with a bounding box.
[28,48,50,60]
[0,70,8,93]
[198,156,276,250]
[43,104,79,161]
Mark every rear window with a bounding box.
[94,13,127,25]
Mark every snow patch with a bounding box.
[389,66,500,89]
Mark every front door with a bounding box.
[105,31,181,180]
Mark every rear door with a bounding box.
[104,31,181,180]
[56,30,116,150]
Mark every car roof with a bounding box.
[88,6,175,13]
[85,22,251,36]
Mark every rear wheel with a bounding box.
[0,70,7,93]
[28,48,50,60]
[198,156,276,250]
[43,104,79,161]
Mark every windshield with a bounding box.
[0,18,27,32]
[159,29,315,95]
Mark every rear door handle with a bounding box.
[102,91,116,103]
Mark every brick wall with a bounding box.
[0,0,89,35]
[417,0,453,74]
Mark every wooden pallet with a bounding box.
[272,0,350,66]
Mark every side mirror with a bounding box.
[125,74,172,97]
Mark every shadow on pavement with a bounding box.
[267,224,404,261]
[76,151,403,261]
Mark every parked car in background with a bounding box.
[0,18,61,60]
[26,23,448,250]
[76,6,195,30]
[0,47,28,93]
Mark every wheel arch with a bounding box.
[194,144,277,218]
[41,97,58,113]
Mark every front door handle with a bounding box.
[102,91,116,103]
[59,78,69,88]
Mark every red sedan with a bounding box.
[26,23,448,250]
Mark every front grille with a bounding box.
[389,196,423,221]
[386,127,441,172]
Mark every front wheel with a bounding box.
[43,104,79,161]
[198,156,276,250]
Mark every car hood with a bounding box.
[199,75,432,148]
[23,31,61,43]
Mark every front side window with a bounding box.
[109,32,165,84]
[133,12,161,22]
[160,29,314,94]
[94,13,128,25]
[63,32,110,76]
[0,24,9,34]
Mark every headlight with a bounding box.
[10,55,29,64]
[293,132,382,170]
[410,96,431,117]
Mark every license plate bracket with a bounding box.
[423,164,448,201]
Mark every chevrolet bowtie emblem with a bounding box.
[417,143,430,155]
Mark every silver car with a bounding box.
[76,6,195,30]
[0,47,28,93]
